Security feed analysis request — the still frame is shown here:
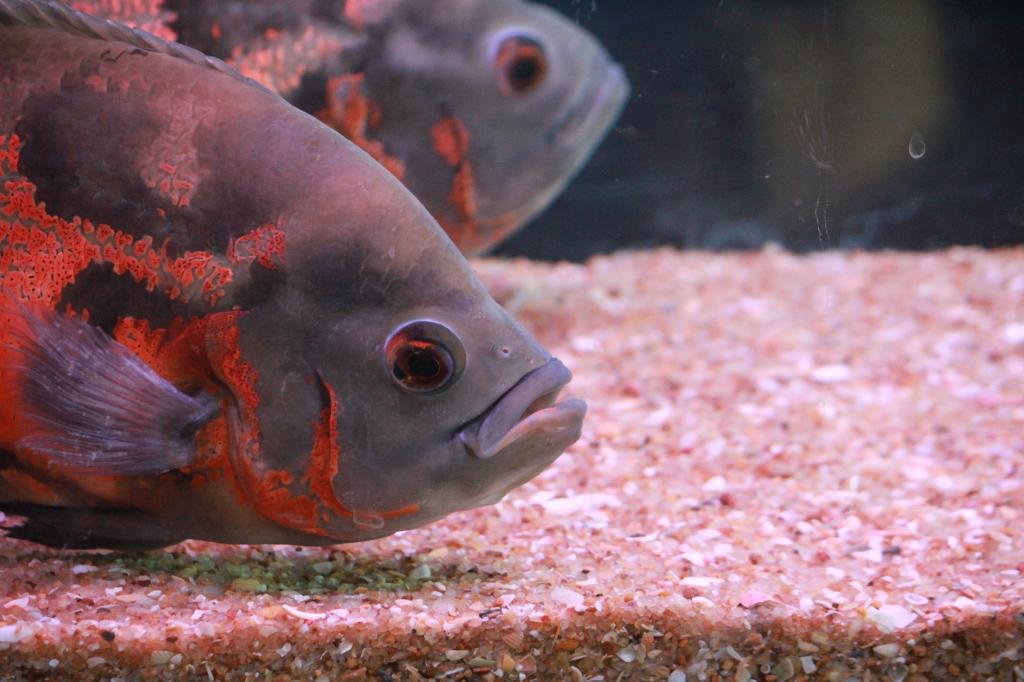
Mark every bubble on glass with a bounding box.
[908,133,926,160]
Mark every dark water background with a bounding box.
[497,0,1024,261]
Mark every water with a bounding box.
[500,0,1024,260]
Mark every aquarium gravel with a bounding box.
[2,248,1024,680]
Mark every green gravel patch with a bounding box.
[70,549,485,595]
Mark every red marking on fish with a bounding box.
[0,134,289,306]
[232,25,350,97]
[431,116,471,168]
[227,224,287,270]
[84,74,106,91]
[430,116,484,250]
[305,380,350,521]
[188,312,336,536]
[235,465,323,537]
[0,469,61,505]
[112,317,170,370]
[319,74,406,181]
[342,0,373,30]
[68,0,177,41]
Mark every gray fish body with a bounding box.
[0,0,585,549]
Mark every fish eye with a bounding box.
[392,341,452,390]
[494,34,548,95]
[385,320,465,393]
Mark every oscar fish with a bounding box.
[67,0,630,255]
[0,0,586,549]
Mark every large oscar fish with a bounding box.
[68,0,630,255]
[0,0,586,549]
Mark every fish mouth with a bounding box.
[459,358,586,461]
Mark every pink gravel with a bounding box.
[1,248,1023,681]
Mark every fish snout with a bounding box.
[548,60,630,150]
[459,357,586,460]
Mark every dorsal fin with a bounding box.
[0,0,274,95]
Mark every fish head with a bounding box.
[218,152,585,541]
[357,0,630,254]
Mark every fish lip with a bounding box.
[547,61,630,150]
[459,357,584,460]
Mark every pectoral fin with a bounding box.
[7,305,217,476]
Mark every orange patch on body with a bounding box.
[189,312,330,536]
[68,0,178,41]
[0,135,237,306]
[0,469,61,505]
[74,475,161,509]
[112,315,213,391]
[151,160,194,207]
[0,295,33,447]
[319,74,406,180]
[342,0,375,30]
[1,134,288,308]
[430,116,485,252]
[84,74,106,91]
[431,116,471,167]
[113,317,170,370]
[304,381,351,520]
[305,380,420,524]
[253,469,324,533]
[448,165,479,228]
[230,25,349,97]
[227,224,287,270]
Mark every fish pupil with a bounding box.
[407,348,441,380]
[512,56,541,89]
[392,341,453,391]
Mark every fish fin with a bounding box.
[7,304,217,476]
[0,0,274,95]
[0,502,181,550]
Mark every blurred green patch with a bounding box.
[67,548,488,596]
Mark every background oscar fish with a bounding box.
[0,0,586,549]
[67,0,630,255]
